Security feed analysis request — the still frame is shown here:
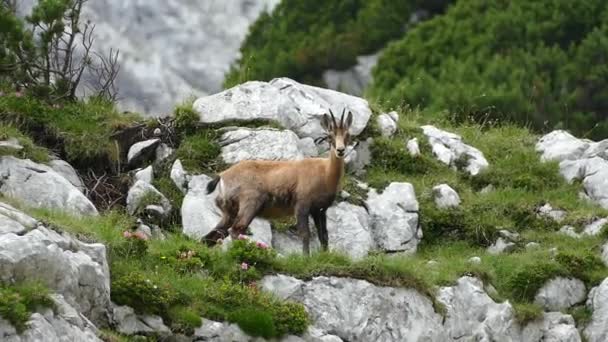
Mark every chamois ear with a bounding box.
[344,111,354,130]
[320,113,333,132]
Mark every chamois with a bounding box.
[202,109,354,255]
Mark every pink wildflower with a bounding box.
[133,231,148,240]
[256,241,269,249]
[238,234,248,240]
[241,262,249,271]
[122,231,132,238]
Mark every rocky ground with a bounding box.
[1,78,608,341]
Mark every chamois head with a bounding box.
[320,109,353,159]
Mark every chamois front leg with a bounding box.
[312,209,329,251]
[296,205,311,256]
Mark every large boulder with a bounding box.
[584,278,608,342]
[181,174,271,245]
[538,131,608,209]
[421,125,489,175]
[111,304,170,336]
[0,294,102,342]
[48,159,85,192]
[261,275,447,341]
[0,205,111,326]
[534,277,587,311]
[0,156,98,216]
[366,182,421,254]
[193,77,371,139]
[219,128,316,164]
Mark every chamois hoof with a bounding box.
[201,229,227,246]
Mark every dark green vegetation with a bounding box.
[370,0,608,140]
[225,0,452,87]
[0,282,54,333]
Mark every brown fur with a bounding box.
[202,110,353,255]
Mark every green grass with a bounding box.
[0,94,140,168]
[0,124,50,163]
[0,282,54,333]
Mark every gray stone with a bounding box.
[536,130,590,162]
[220,128,309,164]
[345,138,372,176]
[181,174,271,245]
[298,137,319,158]
[523,312,581,342]
[432,184,461,209]
[325,202,372,260]
[498,229,520,241]
[49,159,85,192]
[112,304,170,336]
[421,125,489,175]
[0,156,98,216]
[438,276,521,341]
[487,237,516,255]
[376,113,397,137]
[126,180,171,217]
[194,319,249,342]
[534,277,587,311]
[526,242,541,250]
[0,217,110,326]
[170,159,190,194]
[0,137,23,150]
[406,138,420,157]
[468,256,482,264]
[583,218,608,236]
[261,275,447,341]
[559,225,580,239]
[366,182,420,254]
[584,277,608,342]
[538,203,567,222]
[134,165,154,184]
[193,77,371,139]
[155,143,174,163]
[322,53,379,97]
[127,139,160,166]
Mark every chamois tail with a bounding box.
[206,176,221,194]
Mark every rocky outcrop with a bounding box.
[0,203,111,326]
[0,295,102,342]
[72,0,281,115]
[261,275,447,341]
[537,130,608,209]
[219,128,317,164]
[421,125,489,175]
[193,77,371,139]
[127,139,160,167]
[366,182,420,254]
[0,156,98,216]
[322,53,379,97]
[584,278,608,342]
[181,174,272,245]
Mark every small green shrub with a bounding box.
[370,137,440,175]
[270,301,310,337]
[0,283,54,333]
[505,262,565,302]
[173,102,199,137]
[175,131,222,173]
[513,303,543,325]
[568,305,593,328]
[167,306,202,335]
[112,235,148,259]
[555,251,605,283]
[228,237,277,273]
[111,272,180,316]
[230,307,277,339]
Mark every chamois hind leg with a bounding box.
[296,205,311,256]
[229,193,266,239]
[312,209,328,251]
